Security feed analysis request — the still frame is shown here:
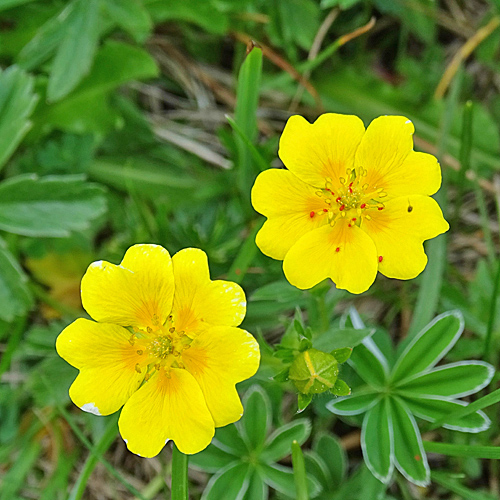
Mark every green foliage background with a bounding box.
[1,0,500,499]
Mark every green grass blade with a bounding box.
[69,414,120,500]
[234,46,263,204]
[227,220,263,283]
[484,259,500,361]
[424,441,500,460]
[226,114,269,172]
[426,387,500,431]
[431,471,497,500]
[292,440,309,500]
[55,402,148,500]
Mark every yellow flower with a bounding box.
[251,113,449,294]
[56,244,260,457]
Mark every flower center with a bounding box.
[128,315,193,378]
[311,167,387,227]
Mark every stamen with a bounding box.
[155,363,161,371]
[135,363,142,374]
[169,327,175,333]
[147,326,152,334]
[335,247,340,252]
[360,203,366,209]
[310,211,315,218]
[379,256,383,263]
[137,349,143,355]
[152,314,159,326]
[128,334,136,346]
[144,373,150,381]
[339,205,345,211]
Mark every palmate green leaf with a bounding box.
[260,419,311,463]
[47,0,101,102]
[201,462,252,500]
[212,422,248,456]
[0,174,106,237]
[0,238,33,321]
[391,311,464,382]
[261,463,321,498]
[0,0,34,10]
[401,396,490,433]
[313,327,375,351]
[349,340,389,388]
[17,2,74,70]
[327,389,379,416]
[361,397,393,484]
[34,41,159,135]
[145,0,229,34]
[245,469,267,500]
[103,0,152,43]
[239,385,272,451]
[0,66,38,171]
[189,445,236,473]
[390,398,429,486]
[396,361,494,398]
[314,432,346,488]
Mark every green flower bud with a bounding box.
[289,348,339,395]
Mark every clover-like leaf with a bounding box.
[391,311,464,382]
[396,361,494,398]
[361,397,393,484]
[212,422,248,456]
[330,379,351,396]
[331,347,352,364]
[391,398,430,486]
[401,396,490,433]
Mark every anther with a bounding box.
[144,373,150,381]
[137,349,143,355]
[315,191,323,197]
[360,203,366,209]
[128,334,136,346]
[152,314,159,326]
[340,177,346,185]
[169,327,175,333]
[378,206,384,210]
[339,205,345,211]
[335,247,340,252]
[378,256,383,263]
[135,363,142,374]
[155,363,161,371]
[365,215,371,220]
[323,208,328,213]
[167,314,173,321]
[147,326,152,334]
[310,211,315,218]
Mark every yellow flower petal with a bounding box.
[118,369,215,457]
[361,195,449,279]
[56,319,144,416]
[182,326,260,427]
[283,220,378,293]
[279,114,365,188]
[81,244,174,329]
[171,248,246,334]
[252,169,329,259]
[355,116,415,197]
[380,151,442,197]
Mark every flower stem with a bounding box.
[171,443,189,500]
